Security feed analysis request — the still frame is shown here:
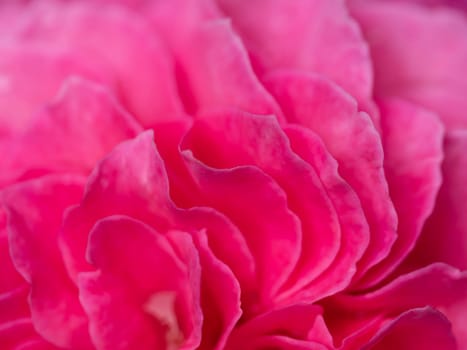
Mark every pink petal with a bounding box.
[407,130,467,270]
[6,1,184,126]
[79,215,202,349]
[2,175,92,349]
[236,336,331,350]
[1,77,142,187]
[59,130,256,306]
[216,0,373,106]
[439,297,467,349]
[332,263,467,313]
[0,288,30,326]
[0,208,25,293]
[278,125,368,303]
[225,304,333,350]
[12,339,58,350]
[358,98,444,286]
[0,319,38,350]
[0,44,107,134]
[362,307,457,350]
[182,149,301,306]
[350,1,467,130]
[327,264,467,348]
[148,0,282,119]
[264,72,397,284]
[182,111,344,304]
[191,231,241,350]
[59,131,175,282]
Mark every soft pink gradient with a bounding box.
[0,0,466,349]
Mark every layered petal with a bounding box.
[182,111,351,305]
[3,0,184,126]
[350,0,467,129]
[358,98,444,286]
[0,44,107,134]
[147,0,282,119]
[0,77,142,187]
[265,72,397,284]
[407,130,467,270]
[225,304,333,350]
[279,125,369,303]
[216,0,373,107]
[1,175,92,349]
[362,307,457,350]
[79,216,202,349]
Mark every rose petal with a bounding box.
[182,149,301,306]
[11,339,58,350]
[59,130,256,306]
[225,304,333,350]
[183,111,345,300]
[362,307,457,350]
[0,288,29,326]
[216,0,373,106]
[350,1,467,130]
[0,77,142,187]
[327,263,467,347]
[2,175,92,349]
[147,0,282,119]
[79,215,202,349]
[332,263,467,313]
[0,319,38,350]
[191,231,241,350]
[0,44,107,134]
[5,1,184,126]
[409,131,467,271]
[0,208,24,293]
[264,72,397,284]
[278,125,368,303]
[357,98,444,286]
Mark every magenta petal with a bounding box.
[359,98,444,286]
[0,44,107,134]
[0,209,24,293]
[280,125,369,303]
[183,111,344,299]
[59,129,255,308]
[362,307,457,350]
[7,1,184,126]
[0,319,38,350]
[237,336,331,350]
[79,215,202,349]
[2,175,92,349]
[11,339,58,350]
[0,288,29,326]
[192,231,242,349]
[350,1,467,130]
[333,263,467,313]
[1,77,142,187]
[182,151,301,304]
[147,0,281,119]
[216,0,373,104]
[265,72,397,283]
[412,131,467,270]
[174,23,281,118]
[59,131,175,282]
[225,304,333,350]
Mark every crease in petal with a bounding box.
[2,175,92,349]
[1,77,143,187]
[357,98,444,286]
[181,111,345,305]
[216,0,374,110]
[264,72,397,284]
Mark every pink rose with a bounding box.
[1,0,466,349]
